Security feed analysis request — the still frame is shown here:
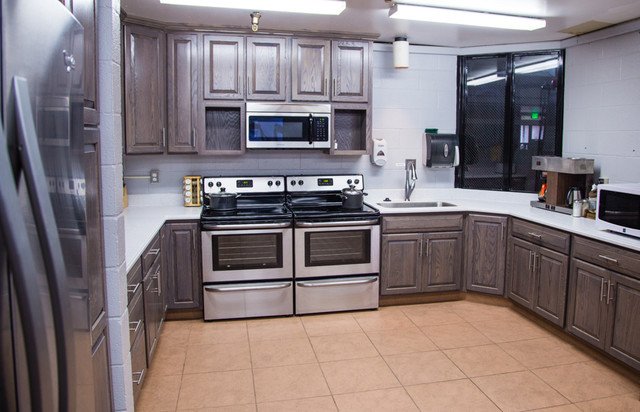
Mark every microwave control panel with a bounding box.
[313,117,329,141]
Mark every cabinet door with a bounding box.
[423,232,463,292]
[533,247,569,327]
[124,24,166,154]
[203,35,244,99]
[72,0,99,125]
[465,215,507,295]
[292,38,330,101]
[331,40,370,102]
[91,327,112,412]
[507,237,535,307]
[567,259,609,349]
[167,33,198,153]
[246,37,286,100]
[143,263,159,365]
[606,272,640,370]
[380,234,422,295]
[164,223,202,310]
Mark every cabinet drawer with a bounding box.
[127,259,142,305]
[128,286,144,350]
[511,218,570,254]
[573,236,640,279]
[382,214,463,233]
[131,326,147,403]
[141,233,161,273]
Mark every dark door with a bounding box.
[508,237,535,307]
[606,272,640,370]
[380,234,421,295]
[533,246,568,327]
[164,223,202,310]
[167,33,198,153]
[423,232,463,292]
[465,215,507,295]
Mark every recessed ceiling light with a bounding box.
[389,4,546,31]
[159,0,346,15]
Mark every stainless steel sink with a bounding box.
[376,201,457,208]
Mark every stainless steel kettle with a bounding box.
[566,187,582,207]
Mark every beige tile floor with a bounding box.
[135,300,640,412]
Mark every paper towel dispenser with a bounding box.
[422,133,460,168]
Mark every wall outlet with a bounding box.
[150,170,159,183]
[598,177,609,184]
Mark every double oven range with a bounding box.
[200,174,380,320]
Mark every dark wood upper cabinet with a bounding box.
[167,33,199,153]
[71,0,99,125]
[292,38,331,101]
[246,36,287,100]
[331,40,370,102]
[203,35,244,100]
[124,24,166,154]
[465,214,507,295]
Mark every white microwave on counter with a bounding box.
[246,102,331,149]
[596,183,640,238]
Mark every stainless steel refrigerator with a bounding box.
[1,0,103,410]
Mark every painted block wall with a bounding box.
[123,45,459,194]
[563,31,640,184]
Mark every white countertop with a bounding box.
[123,189,640,273]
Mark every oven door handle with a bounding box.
[201,222,292,230]
[295,219,379,228]
[204,282,292,292]
[297,277,378,288]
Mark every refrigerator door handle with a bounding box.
[0,118,53,412]
[11,77,76,411]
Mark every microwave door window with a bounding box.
[249,116,307,141]
[600,191,640,230]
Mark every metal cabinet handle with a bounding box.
[418,239,423,257]
[297,277,377,287]
[425,240,430,257]
[129,319,142,333]
[132,369,145,385]
[532,253,537,274]
[607,280,614,304]
[598,255,618,264]
[527,232,542,239]
[162,128,166,147]
[528,251,533,272]
[153,268,161,296]
[324,78,328,95]
[148,248,160,255]
[600,278,606,302]
[205,282,291,292]
[192,127,196,146]
[501,223,505,241]
[127,282,140,295]
[333,79,336,96]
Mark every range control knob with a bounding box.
[354,179,360,184]
[290,180,297,186]
[267,180,273,187]
[298,180,304,186]
[347,179,352,184]
[207,181,214,188]
[216,181,222,187]
[275,180,281,186]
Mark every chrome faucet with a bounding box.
[405,159,417,201]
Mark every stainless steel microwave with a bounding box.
[596,183,640,238]
[246,103,331,149]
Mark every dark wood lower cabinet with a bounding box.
[163,222,202,310]
[465,214,507,295]
[380,231,462,295]
[607,272,640,370]
[91,328,112,412]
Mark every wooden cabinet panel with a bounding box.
[292,38,330,101]
[203,35,244,99]
[533,247,569,325]
[246,37,286,100]
[143,266,158,365]
[164,222,202,310]
[423,232,463,292]
[465,214,507,295]
[91,328,111,412]
[382,214,463,233]
[567,259,609,349]
[124,24,166,154]
[507,237,536,307]
[72,0,99,125]
[380,234,422,295]
[199,102,245,154]
[606,272,640,370]
[511,218,570,254]
[127,259,142,305]
[331,40,370,102]
[573,236,640,279]
[130,324,146,403]
[167,33,198,153]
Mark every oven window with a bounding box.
[305,230,371,267]
[212,233,283,271]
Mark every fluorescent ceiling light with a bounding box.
[389,4,546,31]
[159,0,346,15]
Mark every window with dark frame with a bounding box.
[456,51,564,192]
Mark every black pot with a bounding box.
[205,190,240,211]
[340,185,367,209]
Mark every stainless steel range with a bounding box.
[287,174,380,315]
[200,176,293,320]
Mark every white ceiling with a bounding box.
[121,0,640,47]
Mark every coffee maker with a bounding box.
[531,156,594,215]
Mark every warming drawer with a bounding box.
[295,275,379,315]
[203,281,294,320]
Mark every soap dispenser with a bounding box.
[371,138,387,166]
